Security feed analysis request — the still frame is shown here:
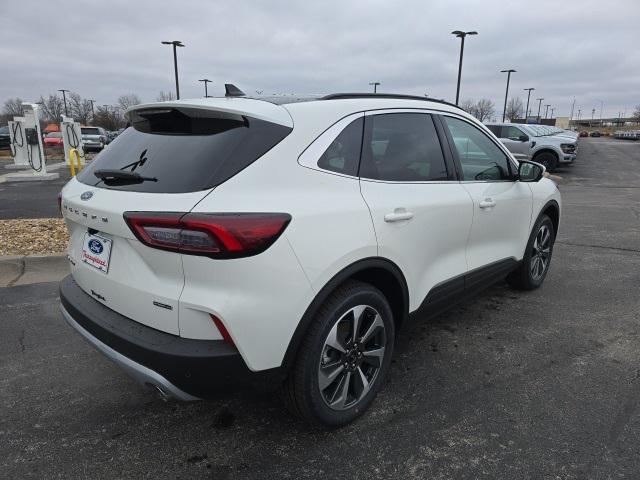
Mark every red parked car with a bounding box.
[44,132,63,147]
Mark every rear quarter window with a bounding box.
[77,109,292,193]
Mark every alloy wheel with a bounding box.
[530,224,552,281]
[318,305,387,411]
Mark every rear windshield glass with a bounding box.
[47,132,62,138]
[81,128,100,135]
[76,109,292,193]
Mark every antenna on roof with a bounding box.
[225,84,246,97]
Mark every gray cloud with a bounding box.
[1,0,638,119]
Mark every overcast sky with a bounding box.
[1,0,638,119]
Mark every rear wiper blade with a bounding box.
[94,169,157,184]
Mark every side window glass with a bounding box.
[486,125,503,137]
[442,116,512,181]
[360,113,448,182]
[504,126,524,140]
[317,117,363,176]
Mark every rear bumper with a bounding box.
[59,275,281,399]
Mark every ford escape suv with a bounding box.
[59,89,561,427]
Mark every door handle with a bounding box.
[479,198,496,209]
[384,209,414,222]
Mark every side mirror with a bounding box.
[518,134,529,142]
[518,160,545,182]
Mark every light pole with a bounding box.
[369,82,380,93]
[87,99,96,123]
[577,109,581,121]
[550,107,555,118]
[536,98,544,122]
[544,104,551,119]
[198,79,212,98]
[161,40,185,100]
[451,30,477,105]
[523,88,534,120]
[58,89,70,117]
[500,69,516,122]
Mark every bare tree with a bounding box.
[67,92,93,124]
[156,91,175,102]
[633,104,640,125]
[2,98,25,119]
[505,97,524,122]
[474,99,495,122]
[37,94,64,124]
[459,99,476,116]
[93,106,123,131]
[117,94,142,112]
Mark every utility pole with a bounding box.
[523,88,534,121]
[536,98,544,122]
[368,82,380,93]
[88,99,95,123]
[58,89,70,117]
[198,79,212,98]
[451,30,478,105]
[161,40,185,99]
[500,69,516,122]
[569,97,576,126]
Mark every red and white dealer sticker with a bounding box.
[81,232,112,273]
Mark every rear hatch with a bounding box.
[62,100,292,335]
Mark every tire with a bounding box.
[281,280,395,428]
[507,214,555,290]
[533,151,558,172]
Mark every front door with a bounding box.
[439,115,533,272]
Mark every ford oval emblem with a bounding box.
[88,239,103,254]
[80,191,94,201]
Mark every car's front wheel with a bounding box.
[282,281,395,427]
[533,151,558,171]
[507,214,555,290]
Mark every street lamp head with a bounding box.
[162,40,184,47]
[501,69,517,73]
[199,79,212,82]
[452,30,478,37]
[524,87,535,91]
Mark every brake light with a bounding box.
[123,212,291,259]
[57,192,62,216]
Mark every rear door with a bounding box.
[63,105,292,335]
[358,111,473,312]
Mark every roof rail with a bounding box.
[321,93,462,111]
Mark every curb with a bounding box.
[0,252,68,287]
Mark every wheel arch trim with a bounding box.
[281,257,409,372]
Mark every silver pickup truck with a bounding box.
[486,122,578,171]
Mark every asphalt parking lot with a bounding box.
[1,137,640,479]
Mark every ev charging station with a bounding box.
[61,115,85,167]
[4,103,58,181]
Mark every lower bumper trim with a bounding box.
[61,304,200,401]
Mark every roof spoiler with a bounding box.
[225,84,246,97]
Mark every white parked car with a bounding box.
[59,90,561,427]
[486,122,578,171]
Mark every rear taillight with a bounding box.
[123,212,291,259]
[57,192,62,216]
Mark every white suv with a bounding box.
[59,90,561,427]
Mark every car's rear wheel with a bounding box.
[507,214,555,290]
[282,280,395,427]
[533,151,558,171]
